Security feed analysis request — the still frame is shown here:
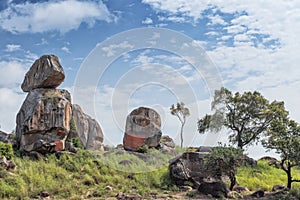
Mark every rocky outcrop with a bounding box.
[21,55,65,92]
[16,89,71,153]
[71,104,104,150]
[123,107,162,151]
[16,54,104,154]
[169,152,208,187]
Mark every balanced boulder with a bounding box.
[70,104,104,150]
[123,107,162,151]
[21,55,65,92]
[16,89,71,153]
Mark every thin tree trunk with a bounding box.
[229,173,236,191]
[180,123,184,148]
[287,165,292,189]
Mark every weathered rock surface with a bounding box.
[21,55,65,92]
[123,107,162,151]
[198,180,229,198]
[158,135,178,156]
[71,104,104,150]
[16,89,71,153]
[169,151,208,187]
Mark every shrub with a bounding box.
[0,142,14,160]
[136,145,149,153]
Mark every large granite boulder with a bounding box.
[16,88,71,153]
[70,104,104,150]
[169,151,208,187]
[123,107,162,151]
[21,55,65,92]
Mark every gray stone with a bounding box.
[71,104,104,150]
[21,55,65,92]
[123,107,162,151]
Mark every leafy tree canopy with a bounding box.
[263,118,300,189]
[198,87,287,149]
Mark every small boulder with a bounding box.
[233,185,250,193]
[251,190,265,198]
[123,107,162,151]
[21,55,65,92]
[272,184,288,192]
[198,180,229,198]
[0,156,16,170]
[160,135,175,148]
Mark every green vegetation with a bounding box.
[198,87,286,149]
[263,118,300,189]
[0,150,173,199]
[204,146,243,190]
[237,160,300,191]
[1,147,300,199]
[0,142,14,160]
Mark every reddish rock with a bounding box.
[123,107,162,151]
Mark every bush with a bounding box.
[136,145,149,153]
[0,142,14,160]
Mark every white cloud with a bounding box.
[5,44,21,52]
[0,87,25,132]
[0,0,116,34]
[0,60,27,86]
[101,41,134,57]
[207,14,227,26]
[61,46,71,53]
[142,17,153,24]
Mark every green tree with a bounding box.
[198,87,285,149]
[170,102,190,148]
[262,118,300,189]
[204,146,243,190]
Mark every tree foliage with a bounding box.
[263,118,300,189]
[198,87,286,149]
[204,146,243,190]
[170,102,190,148]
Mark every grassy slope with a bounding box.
[1,149,300,199]
[236,160,300,191]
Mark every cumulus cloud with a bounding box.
[101,41,134,57]
[61,46,71,53]
[142,17,153,24]
[0,60,27,86]
[0,0,116,34]
[5,44,21,52]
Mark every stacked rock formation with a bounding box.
[123,107,162,151]
[16,55,103,154]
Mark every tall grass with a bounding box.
[0,149,173,199]
[236,160,300,191]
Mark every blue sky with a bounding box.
[1,0,300,158]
